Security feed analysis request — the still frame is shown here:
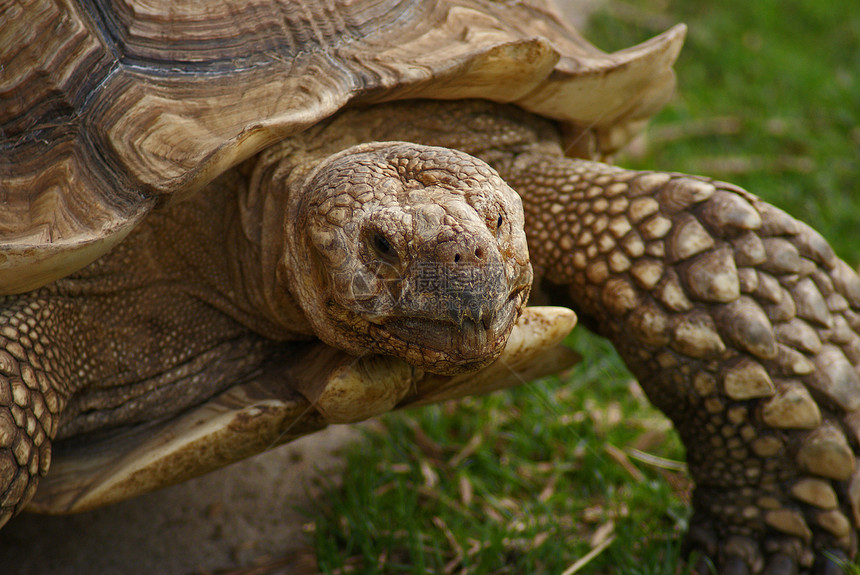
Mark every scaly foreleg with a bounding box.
[0,295,73,527]
[504,149,860,574]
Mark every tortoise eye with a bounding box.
[371,232,398,263]
[496,214,503,229]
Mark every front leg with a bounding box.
[503,151,860,574]
[0,296,72,527]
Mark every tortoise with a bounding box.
[2,0,859,573]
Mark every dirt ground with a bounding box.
[0,425,362,575]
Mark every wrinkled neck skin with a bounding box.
[243,122,533,375]
[231,136,365,343]
[230,143,319,341]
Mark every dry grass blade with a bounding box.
[459,474,474,506]
[603,443,644,481]
[538,473,559,503]
[590,520,615,548]
[627,448,687,472]
[449,432,485,467]
[559,534,617,575]
[421,459,439,489]
[432,516,466,574]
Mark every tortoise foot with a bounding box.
[686,515,853,574]
[687,523,764,574]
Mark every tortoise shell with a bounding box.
[1,0,684,294]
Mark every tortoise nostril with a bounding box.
[452,247,486,264]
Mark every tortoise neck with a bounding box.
[223,158,317,341]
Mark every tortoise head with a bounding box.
[284,142,532,375]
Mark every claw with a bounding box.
[763,554,798,575]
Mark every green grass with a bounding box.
[308,331,689,574]
[304,1,860,573]
[589,0,860,262]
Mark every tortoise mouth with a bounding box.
[365,289,523,374]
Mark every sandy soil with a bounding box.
[0,425,362,575]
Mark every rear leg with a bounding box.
[502,150,860,574]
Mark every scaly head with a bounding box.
[284,142,532,374]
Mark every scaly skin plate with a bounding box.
[27,306,577,514]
